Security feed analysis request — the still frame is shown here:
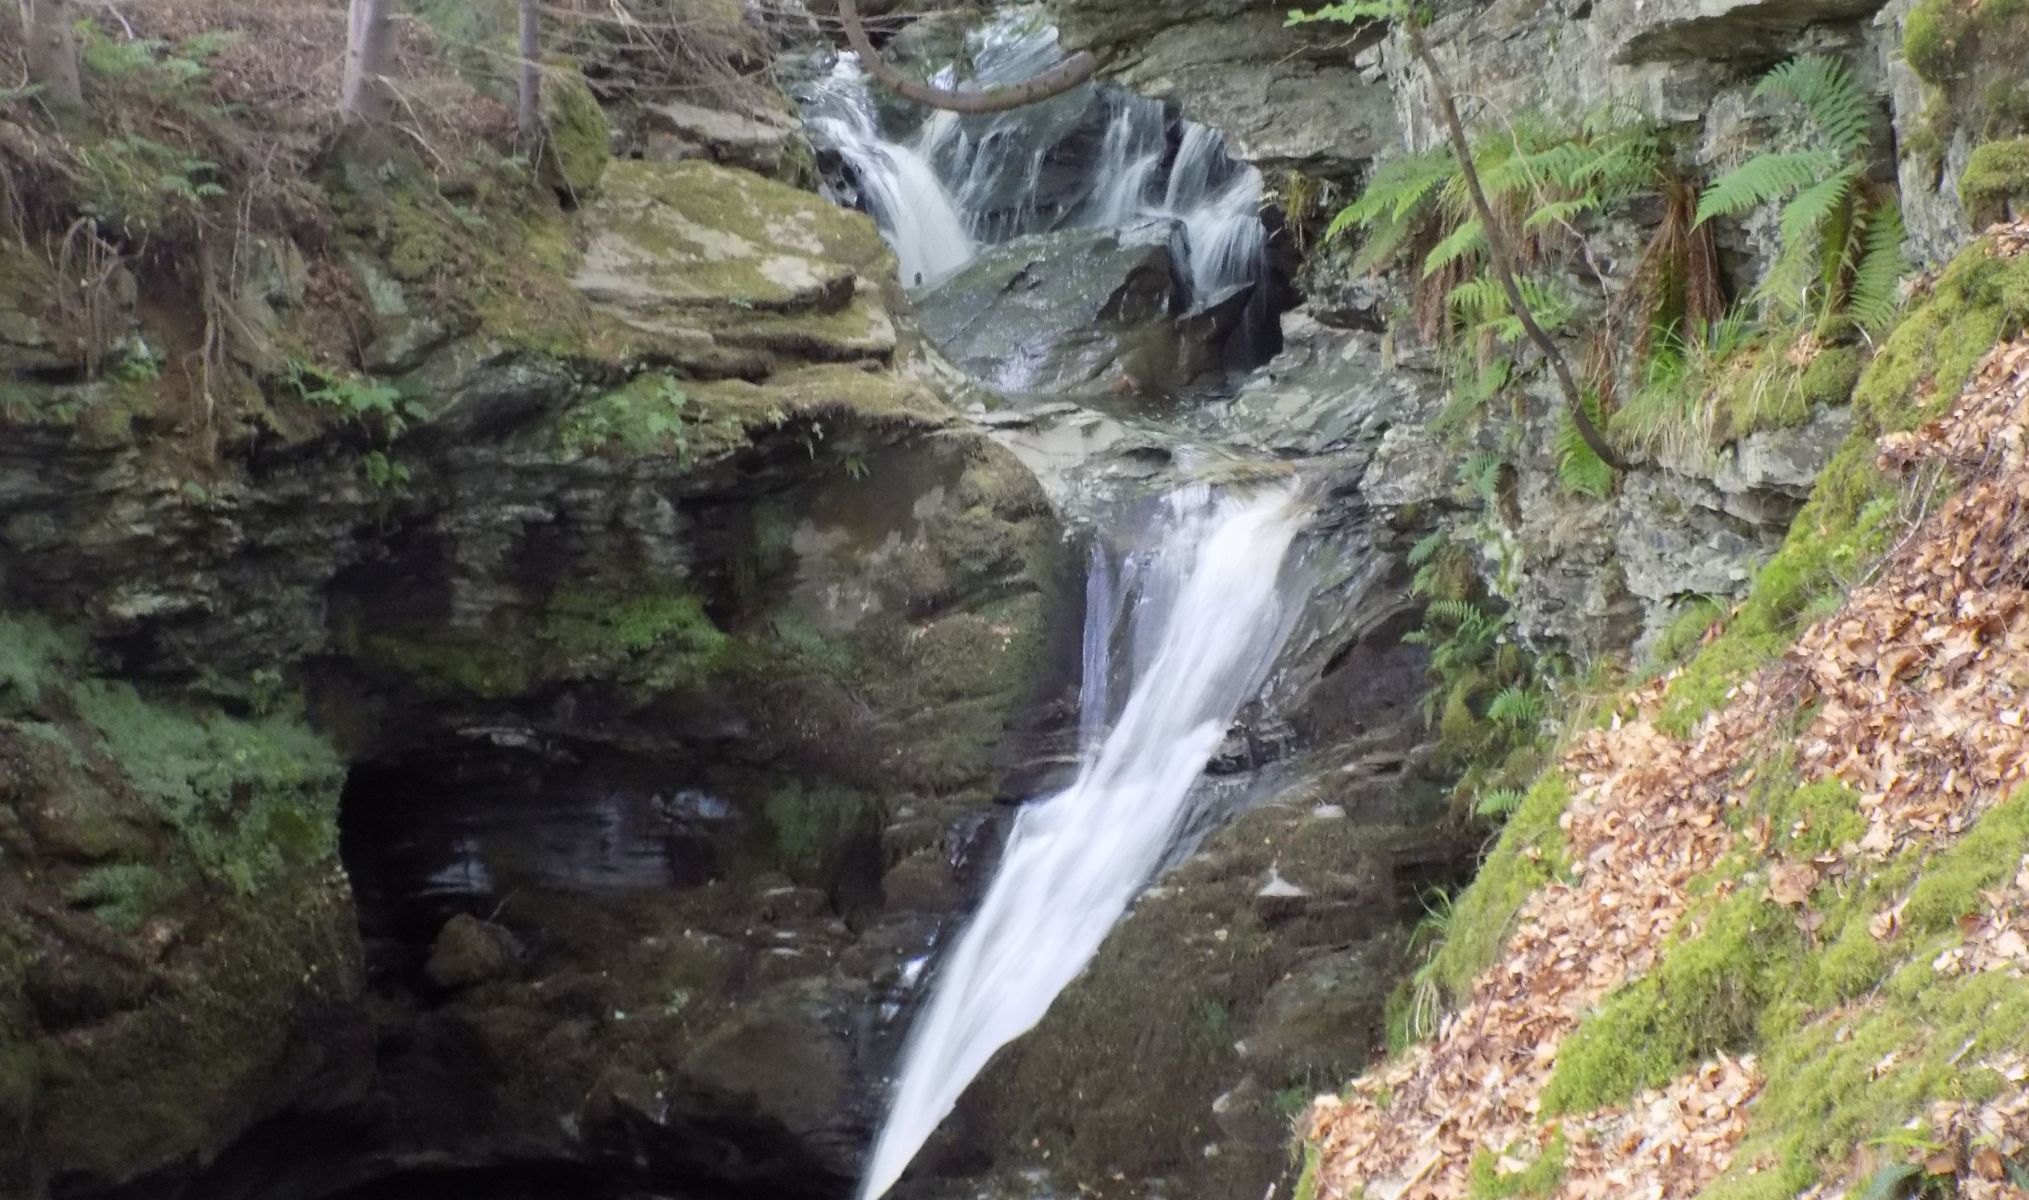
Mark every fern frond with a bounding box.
[1459,452,1504,502]
[1486,685,1545,727]
[1341,211,1416,273]
[1474,788,1526,820]
[1423,218,1487,277]
[1339,148,1454,228]
[1554,395,1615,500]
[1446,275,1508,321]
[1525,194,1599,231]
[1407,531,1449,566]
[1846,198,1906,334]
[1424,598,1485,627]
[1694,149,1841,225]
[1778,161,1862,250]
[1753,232,1820,319]
[1756,54,1873,158]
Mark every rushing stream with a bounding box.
[859,485,1311,1199]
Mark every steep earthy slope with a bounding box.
[1302,223,2029,1200]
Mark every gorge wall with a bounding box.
[2,0,2027,1198]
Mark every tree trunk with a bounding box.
[20,0,84,112]
[837,0,1098,114]
[1404,19,1625,471]
[341,0,396,123]
[516,0,541,147]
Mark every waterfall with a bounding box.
[1080,91,1167,227]
[857,483,1310,1200]
[803,60,977,288]
[1161,126,1268,304]
[797,10,1271,323]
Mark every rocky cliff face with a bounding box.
[0,23,1071,1189]
[1049,0,1964,659]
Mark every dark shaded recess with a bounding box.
[339,746,729,980]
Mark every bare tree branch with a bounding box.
[836,0,1099,115]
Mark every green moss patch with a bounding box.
[355,628,535,700]
[1960,137,2029,226]
[1544,891,1801,1112]
[1903,0,2029,145]
[0,616,80,711]
[1468,1130,1569,1200]
[72,680,343,898]
[540,67,611,200]
[540,587,734,689]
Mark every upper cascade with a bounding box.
[796,9,1268,308]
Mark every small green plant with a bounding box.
[72,135,226,236]
[1553,391,1614,498]
[560,374,692,458]
[65,863,173,931]
[72,680,342,898]
[1696,55,1906,338]
[1486,684,1546,729]
[1474,787,1527,820]
[79,27,237,99]
[362,450,412,491]
[282,361,424,436]
[1458,451,1506,506]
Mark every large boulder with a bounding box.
[917,222,1235,396]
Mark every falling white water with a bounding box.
[803,60,977,288]
[797,10,1270,319]
[857,483,1309,1200]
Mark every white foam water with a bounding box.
[803,60,977,288]
[857,483,1309,1200]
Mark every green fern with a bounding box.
[1327,147,1454,249]
[1408,531,1449,566]
[1554,393,1615,500]
[1695,150,1842,226]
[1755,54,1874,158]
[1845,199,1906,334]
[1694,55,1902,336]
[1423,217,1487,277]
[1474,787,1527,819]
[1486,685,1545,728]
[1459,451,1505,503]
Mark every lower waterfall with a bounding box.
[858,483,1312,1200]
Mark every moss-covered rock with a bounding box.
[0,617,365,1195]
[541,66,612,200]
[1960,136,2029,225]
[573,159,898,334]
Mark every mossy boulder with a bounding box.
[541,67,611,200]
[573,159,900,356]
[1960,136,2029,225]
